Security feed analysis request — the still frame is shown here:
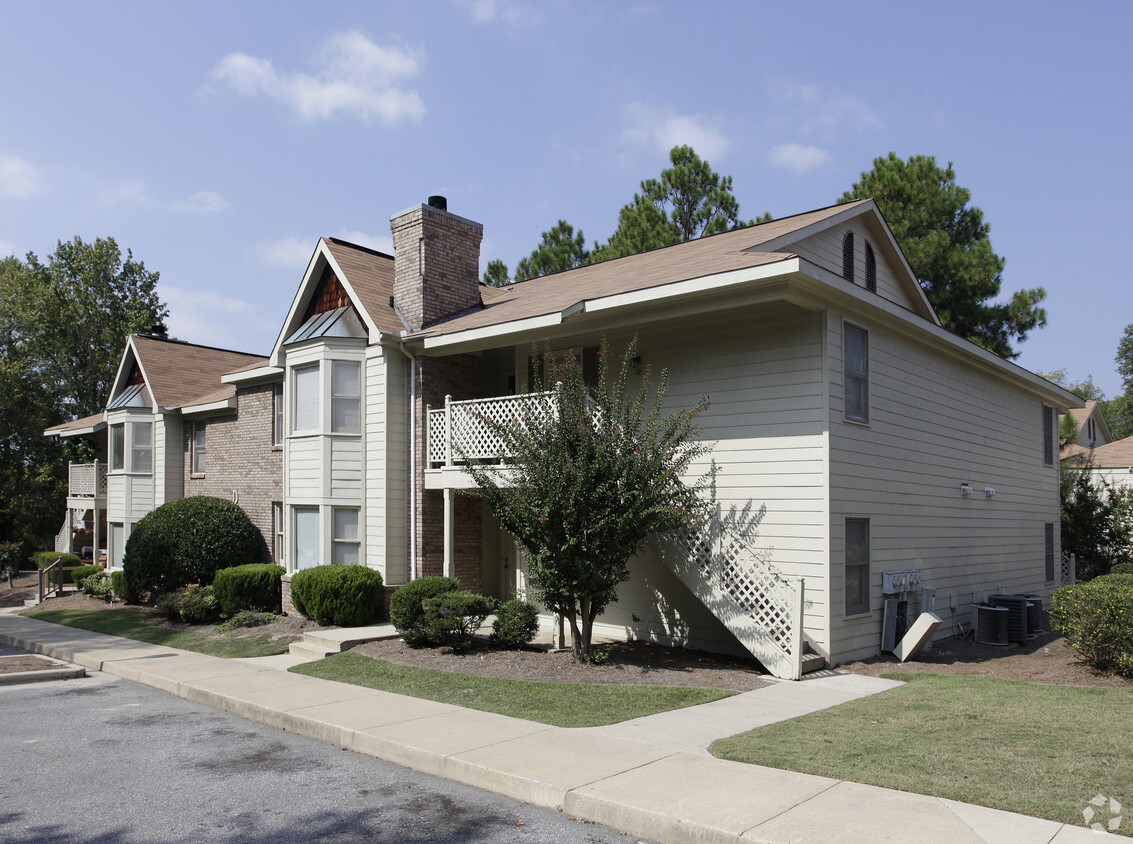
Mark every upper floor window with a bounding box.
[273,383,284,445]
[130,421,152,474]
[844,323,869,424]
[110,424,125,470]
[864,243,877,292]
[1042,405,1056,465]
[842,231,855,283]
[191,421,207,475]
[293,365,319,433]
[331,361,361,433]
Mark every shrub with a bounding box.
[1110,562,1133,576]
[421,590,496,652]
[33,552,81,585]
[0,541,24,574]
[156,584,220,624]
[72,565,103,588]
[1051,573,1133,677]
[109,570,139,604]
[80,572,113,601]
[389,576,459,645]
[490,598,540,649]
[213,564,286,616]
[216,610,279,632]
[123,496,261,598]
[290,565,384,627]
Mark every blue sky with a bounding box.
[2,1,1130,397]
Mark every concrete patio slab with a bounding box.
[566,752,839,844]
[447,727,675,810]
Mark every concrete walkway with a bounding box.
[0,614,1115,844]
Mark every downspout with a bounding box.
[395,339,418,582]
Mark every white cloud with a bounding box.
[458,0,543,27]
[163,285,277,351]
[767,143,831,174]
[98,180,151,208]
[258,237,315,269]
[210,32,426,124]
[621,103,729,162]
[336,230,393,254]
[767,79,883,141]
[0,239,16,257]
[0,153,44,198]
[171,191,228,215]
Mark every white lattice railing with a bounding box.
[427,390,559,468]
[651,511,804,680]
[68,461,107,498]
[54,518,70,553]
[1060,552,1076,586]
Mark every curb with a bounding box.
[0,664,87,685]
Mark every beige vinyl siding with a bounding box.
[383,350,409,583]
[364,347,386,573]
[827,314,1060,662]
[286,437,321,497]
[791,222,908,308]
[582,302,829,654]
[159,415,183,505]
[329,438,362,498]
[126,475,155,520]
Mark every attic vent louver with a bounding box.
[865,242,877,292]
[842,231,855,283]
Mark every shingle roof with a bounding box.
[130,335,265,409]
[1089,436,1133,469]
[44,412,105,436]
[410,201,868,338]
[321,238,403,333]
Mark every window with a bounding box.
[842,231,855,282]
[843,323,869,423]
[1042,405,1056,465]
[864,243,877,292]
[129,421,152,474]
[273,383,284,445]
[109,523,124,569]
[845,518,870,615]
[332,507,360,564]
[331,361,361,433]
[293,506,319,569]
[110,424,124,470]
[191,422,206,475]
[293,365,319,433]
[1045,523,1056,582]
[272,502,284,563]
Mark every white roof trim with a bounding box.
[107,336,157,410]
[44,419,106,438]
[180,397,238,417]
[221,364,284,385]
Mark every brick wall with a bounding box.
[183,384,283,563]
[390,203,483,330]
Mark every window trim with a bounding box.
[843,321,870,424]
[845,517,871,617]
[191,421,206,476]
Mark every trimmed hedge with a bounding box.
[389,576,459,645]
[1110,562,1133,576]
[72,565,103,588]
[33,552,81,585]
[123,496,261,598]
[213,564,286,616]
[1051,573,1133,677]
[110,570,139,604]
[290,565,384,627]
[490,598,540,649]
[421,590,495,652]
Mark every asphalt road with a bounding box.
[1,669,652,844]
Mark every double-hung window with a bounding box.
[130,422,152,474]
[845,518,870,616]
[844,323,869,424]
[332,507,360,564]
[110,424,125,470]
[292,365,319,433]
[191,422,207,475]
[273,383,284,445]
[331,361,361,433]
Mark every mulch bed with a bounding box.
[0,654,60,674]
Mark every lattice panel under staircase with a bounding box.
[650,510,805,680]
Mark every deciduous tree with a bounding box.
[840,153,1045,359]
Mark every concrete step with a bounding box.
[23,599,40,608]
[800,652,827,674]
[288,641,336,659]
[300,624,399,653]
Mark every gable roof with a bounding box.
[1067,400,1113,447]
[1087,436,1133,469]
[114,335,265,410]
[407,200,935,345]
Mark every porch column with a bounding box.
[443,487,455,578]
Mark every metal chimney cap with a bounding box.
[427,195,447,211]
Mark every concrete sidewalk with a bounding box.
[0,614,1114,843]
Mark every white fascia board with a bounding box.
[419,258,800,351]
[322,247,383,342]
[221,364,284,385]
[44,420,106,438]
[268,240,325,367]
[796,258,1082,409]
[179,397,238,417]
[119,336,158,410]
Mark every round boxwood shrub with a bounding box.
[213,563,286,616]
[122,496,260,599]
[490,598,540,649]
[1051,573,1133,677]
[421,590,496,652]
[290,565,384,627]
[109,570,139,604]
[1109,561,1133,576]
[389,576,459,645]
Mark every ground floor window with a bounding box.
[332,507,360,564]
[109,523,125,569]
[1045,522,1055,581]
[272,502,283,564]
[293,506,319,569]
[845,517,870,616]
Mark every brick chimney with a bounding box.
[390,196,483,331]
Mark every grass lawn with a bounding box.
[711,673,1133,834]
[25,609,297,659]
[291,651,735,728]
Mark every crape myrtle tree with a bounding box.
[466,337,716,661]
[840,153,1046,359]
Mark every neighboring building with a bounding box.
[1072,436,1133,492]
[46,196,1081,676]
[1061,400,1113,462]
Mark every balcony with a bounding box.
[67,461,108,505]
